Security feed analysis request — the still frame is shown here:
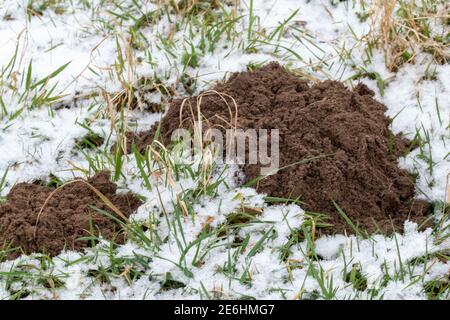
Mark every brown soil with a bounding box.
[0,172,141,259]
[128,62,430,235]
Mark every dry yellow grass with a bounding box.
[369,0,449,71]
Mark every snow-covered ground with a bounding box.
[0,0,448,300]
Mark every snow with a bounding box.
[0,0,448,300]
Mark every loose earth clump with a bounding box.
[0,172,141,259]
[129,62,430,234]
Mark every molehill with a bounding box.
[128,62,430,234]
[0,172,141,259]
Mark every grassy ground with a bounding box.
[0,0,448,299]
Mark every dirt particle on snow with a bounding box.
[0,172,142,259]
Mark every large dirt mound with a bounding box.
[130,62,430,234]
[0,172,141,259]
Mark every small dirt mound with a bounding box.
[129,62,430,234]
[0,172,141,259]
